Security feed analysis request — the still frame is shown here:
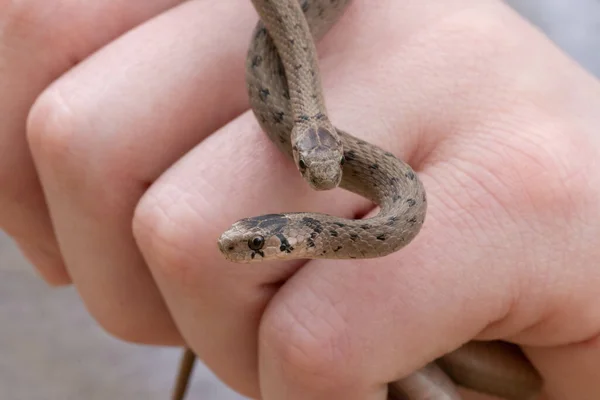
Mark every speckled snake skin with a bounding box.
[172,1,544,399]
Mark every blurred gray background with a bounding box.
[1,1,599,399]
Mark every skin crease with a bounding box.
[0,0,597,400]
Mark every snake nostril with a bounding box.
[218,240,232,254]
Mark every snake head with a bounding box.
[218,228,271,263]
[292,124,344,191]
[218,214,294,263]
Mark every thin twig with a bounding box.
[171,348,196,400]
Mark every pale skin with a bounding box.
[1,1,599,399]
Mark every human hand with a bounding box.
[5,0,600,399]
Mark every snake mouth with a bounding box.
[217,234,253,263]
[307,177,339,191]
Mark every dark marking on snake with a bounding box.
[344,150,356,162]
[406,198,416,207]
[250,213,287,227]
[406,171,416,180]
[376,234,386,241]
[301,216,323,234]
[277,234,294,253]
[350,233,358,241]
[386,216,398,226]
[273,111,285,123]
[242,214,288,236]
[330,230,338,237]
[276,62,286,78]
[250,250,265,259]
[300,0,309,12]
[334,246,343,252]
[259,88,270,101]
[255,26,267,39]
[251,55,263,68]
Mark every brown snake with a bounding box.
[173,0,544,399]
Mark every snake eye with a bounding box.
[340,155,346,166]
[248,235,265,251]
[298,159,307,171]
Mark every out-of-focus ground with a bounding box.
[1,1,599,399]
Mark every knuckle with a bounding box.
[133,184,203,280]
[27,87,80,169]
[262,291,356,388]
[27,85,130,208]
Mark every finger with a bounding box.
[27,0,256,343]
[0,0,184,285]
[526,335,600,399]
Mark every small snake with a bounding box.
[218,0,426,262]
[173,1,544,399]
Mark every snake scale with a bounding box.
[173,1,544,399]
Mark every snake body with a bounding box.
[212,1,544,399]
[218,1,426,263]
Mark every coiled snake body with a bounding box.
[174,1,544,399]
[218,0,427,263]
